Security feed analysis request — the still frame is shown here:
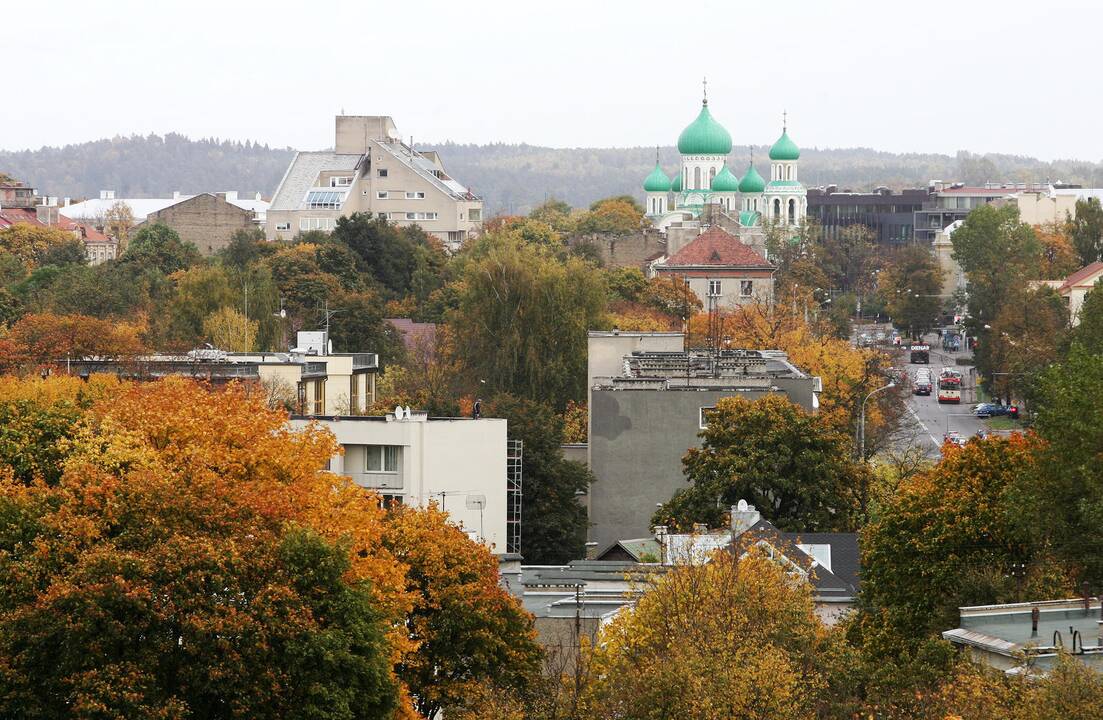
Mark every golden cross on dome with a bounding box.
[702,77,708,104]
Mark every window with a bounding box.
[365,445,399,473]
[378,169,388,177]
[740,280,753,297]
[405,212,438,221]
[329,176,352,187]
[304,190,346,210]
[349,375,361,414]
[468,208,481,222]
[275,222,291,231]
[312,379,325,415]
[699,406,716,429]
[299,217,335,232]
[376,191,389,199]
[707,279,722,297]
[405,191,426,199]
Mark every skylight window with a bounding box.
[304,190,346,210]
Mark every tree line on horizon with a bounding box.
[5,133,1103,214]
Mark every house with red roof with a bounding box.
[650,225,775,308]
[1036,261,1103,326]
[0,205,117,266]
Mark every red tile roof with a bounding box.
[1059,261,1103,292]
[385,318,438,352]
[662,226,773,268]
[0,208,110,242]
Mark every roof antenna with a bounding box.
[702,76,708,106]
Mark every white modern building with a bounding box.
[292,411,520,555]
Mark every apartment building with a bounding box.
[290,411,520,555]
[69,334,379,416]
[0,198,116,265]
[585,331,819,549]
[266,115,483,250]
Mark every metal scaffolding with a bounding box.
[506,439,523,555]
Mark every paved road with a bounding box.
[901,340,986,458]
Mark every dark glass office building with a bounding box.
[806,186,928,246]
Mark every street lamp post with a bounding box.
[859,381,895,461]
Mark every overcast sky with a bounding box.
[5,0,1099,160]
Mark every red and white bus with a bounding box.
[937,374,962,404]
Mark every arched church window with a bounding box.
[694,167,701,190]
[774,198,781,218]
[788,198,796,225]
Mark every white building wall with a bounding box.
[291,416,510,552]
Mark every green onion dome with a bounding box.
[738,163,766,193]
[769,129,800,160]
[643,163,672,192]
[677,102,732,155]
[671,171,683,192]
[710,165,740,192]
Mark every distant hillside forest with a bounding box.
[4,134,1103,215]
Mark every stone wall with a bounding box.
[142,193,256,256]
[566,231,667,270]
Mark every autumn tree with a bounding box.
[383,503,542,719]
[951,204,1042,380]
[984,284,1068,404]
[585,549,825,720]
[0,223,79,270]
[1067,196,1103,265]
[876,243,943,339]
[1030,346,1103,583]
[1068,286,1103,354]
[103,200,136,251]
[574,197,645,235]
[528,198,575,233]
[0,378,408,718]
[123,221,202,275]
[1035,223,1082,279]
[818,223,880,295]
[860,433,1070,642]
[203,305,257,351]
[1,311,144,366]
[448,234,607,409]
[654,394,870,532]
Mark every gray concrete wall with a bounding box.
[567,231,667,270]
[588,382,814,550]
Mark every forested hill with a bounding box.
[4,134,1102,215]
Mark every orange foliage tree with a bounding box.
[0,378,408,717]
[0,311,145,367]
[383,503,542,719]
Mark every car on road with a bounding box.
[913,377,932,395]
[972,403,1019,419]
[942,431,967,447]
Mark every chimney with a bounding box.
[173,190,182,200]
[63,197,71,207]
[99,190,115,200]
[730,499,760,536]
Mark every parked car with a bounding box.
[973,403,1019,418]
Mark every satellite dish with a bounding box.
[394,405,404,419]
[404,405,412,417]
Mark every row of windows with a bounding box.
[376,191,426,200]
[300,217,336,231]
[706,280,754,297]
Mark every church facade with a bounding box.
[643,93,807,233]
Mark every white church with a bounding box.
[643,87,807,233]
